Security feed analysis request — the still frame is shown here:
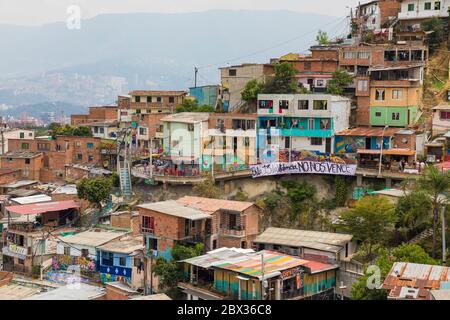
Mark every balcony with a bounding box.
[280,128,333,138]
[219,225,246,237]
[258,128,282,136]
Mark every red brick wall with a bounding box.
[356,96,371,126]
[139,208,182,240]
[379,0,400,26]
[393,133,416,150]
[0,154,43,181]
[0,170,21,185]
[105,285,131,300]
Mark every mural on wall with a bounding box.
[334,136,365,154]
[260,145,279,164]
[52,255,96,272]
[44,270,92,285]
[278,149,356,164]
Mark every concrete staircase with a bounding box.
[408,228,433,244]
[118,161,132,197]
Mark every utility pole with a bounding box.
[194,67,199,88]
[442,205,447,263]
[260,252,265,300]
[378,125,388,177]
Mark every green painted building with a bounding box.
[370,106,418,127]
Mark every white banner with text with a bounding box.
[250,161,357,178]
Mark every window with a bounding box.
[375,112,382,117]
[139,127,147,135]
[408,3,414,11]
[343,52,357,59]
[142,216,155,233]
[38,143,50,151]
[87,142,94,149]
[64,247,71,256]
[440,111,450,119]
[392,89,403,100]
[147,237,158,251]
[75,141,81,147]
[298,100,309,110]
[18,258,25,265]
[229,69,237,76]
[279,100,289,110]
[311,137,323,146]
[156,97,162,103]
[308,118,315,130]
[313,100,328,110]
[424,2,432,10]
[304,62,311,70]
[20,132,25,139]
[119,256,126,266]
[375,89,385,101]
[88,155,94,162]
[102,251,113,266]
[187,124,194,132]
[21,143,29,149]
[81,249,89,258]
[25,158,30,164]
[169,97,175,103]
[77,153,83,160]
[136,109,141,114]
[99,127,104,134]
[229,214,238,229]
[28,132,32,137]
[147,96,152,103]
[94,127,99,133]
[134,258,141,268]
[135,96,141,103]
[392,112,400,120]
[435,1,441,10]
[358,52,370,59]
[258,100,273,109]
[357,80,368,92]
[285,136,290,149]
[244,137,250,147]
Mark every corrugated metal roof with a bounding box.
[177,196,255,214]
[138,200,211,221]
[61,230,127,247]
[254,227,352,253]
[161,112,209,124]
[336,127,401,137]
[11,194,52,205]
[382,262,450,300]
[6,200,80,215]
[97,235,144,254]
[213,250,333,280]
[430,289,450,300]
[180,248,255,268]
[24,283,105,300]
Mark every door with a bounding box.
[325,138,331,154]
[365,137,371,149]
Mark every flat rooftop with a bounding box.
[161,112,210,124]
[138,200,211,221]
[62,229,127,247]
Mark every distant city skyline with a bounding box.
[0,0,360,26]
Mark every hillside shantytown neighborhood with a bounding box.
[3,0,450,303]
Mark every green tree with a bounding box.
[176,98,215,113]
[153,243,204,290]
[422,17,444,52]
[351,244,438,300]
[334,176,348,207]
[416,166,450,258]
[316,30,330,45]
[77,177,112,207]
[338,196,396,260]
[395,190,432,238]
[193,177,221,199]
[326,70,354,95]
[263,62,298,94]
[241,79,264,108]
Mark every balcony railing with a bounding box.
[219,225,245,237]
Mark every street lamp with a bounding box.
[378,125,389,177]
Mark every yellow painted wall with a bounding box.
[370,86,420,107]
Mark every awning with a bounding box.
[357,149,416,156]
[6,200,80,215]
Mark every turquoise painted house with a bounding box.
[189,85,220,108]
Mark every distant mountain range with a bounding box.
[0,10,340,119]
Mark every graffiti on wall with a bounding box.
[251,161,357,178]
[334,136,365,154]
[52,255,96,272]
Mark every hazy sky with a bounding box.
[0,0,360,25]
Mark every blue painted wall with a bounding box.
[189,86,219,107]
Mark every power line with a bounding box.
[197,15,349,70]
